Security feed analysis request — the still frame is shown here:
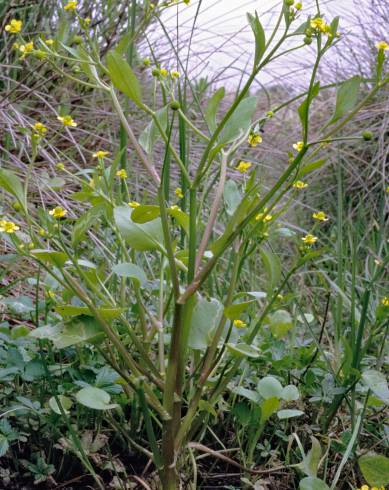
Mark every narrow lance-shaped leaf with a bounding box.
[204,87,225,133]
[247,11,266,66]
[106,50,142,106]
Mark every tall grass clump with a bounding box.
[0,1,388,489]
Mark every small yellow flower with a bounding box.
[175,187,184,199]
[248,133,263,147]
[57,115,77,127]
[382,296,389,307]
[255,208,272,222]
[313,211,329,221]
[5,19,22,34]
[64,1,78,11]
[293,180,308,189]
[375,41,389,51]
[47,290,56,299]
[386,185,389,193]
[33,122,47,136]
[236,161,252,174]
[170,205,180,211]
[116,169,127,179]
[301,234,317,245]
[310,17,329,33]
[56,162,65,171]
[49,206,67,219]
[0,220,20,233]
[293,141,304,152]
[171,70,180,78]
[129,201,140,208]
[18,41,34,58]
[92,150,109,159]
[266,110,274,118]
[44,38,54,46]
[160,68,168,77]
[233,319,247,329]
[83,17,91,26]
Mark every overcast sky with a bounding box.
[146,0,384,87]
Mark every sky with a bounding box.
[145,0,381,88]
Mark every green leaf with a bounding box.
[198,400,217,418]
[277,409,304,419]
[188,296,223,350]
[75,386,118,410]
[281,385,300,401]
[49,395,73,415]
[219,96,257,144]
[232,386,261,403]
[167,206,189,235]
[55,305,124,320]
[268,309,293,339]
[106,50,142,106]
[327,76,360,126]
[297,159,327,179]
[224,180,242,216]
[112,262,147,287]
[224,300,254,320]
[139,106,168,154]
[257,376,283,399]
[30,249,67,268]
[0,434,9,457]
[204,87,225,133]
[0,168,27,212]
[227,343,261,359]
[298,437,322,478]
[131,205,161,224]
[260,247,281,293]
[361,370,389,404]
[114,205,164,252]
[72,203,106,247]
[247,11,266,66]
[358,454,389,487]
[299,477,330,490]
[298,82,320,127]
[260,397,280,423]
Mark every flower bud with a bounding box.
[285,0,294,5]
[12,201,22,211]
[362,130,373,141]
[170,100,180,111]
[304,36,313,45]
[151,68,160,77]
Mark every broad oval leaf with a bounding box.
[277,409,304,419]
[224,180,242,216]
[106,50,142,106]
[219,96,257,145]
[281,385,300,401]
[55,305,124,320]
[188,296,223,350]
[299,477,330,490]
[224,300,254,320]
[114,205,164,252]
[269,309,293,339]
[362,369,389,404]
[31,249,67,268]
[227,343,261,359]
[257,376,283,400]
[76,386,118,410]
[131,205,161,223]
[112,262,147,287]
[0,168,27,212]
[358,454,389,487]
[49,395,73,415]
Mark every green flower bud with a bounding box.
[285,0,294,5]
[362,131,373,141]
[170,100,180,111]
[151,68,160,77]
[72,35,83,45]
[304,36,313,45]
[12,201,22,211]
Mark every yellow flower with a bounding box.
[129,201,140,208]
[49,206,67,219]
[160,68,168,77]
[382,296,389,307]
[175,187,184,199]
[233,319,247,329]
[33,122,47,136]
[47,290,56,299]
[0,220,20,233]
[375,41,389,51]
[236,161,252,174]
[5,19,22,34]
[64,1,78,11]
[313,211,329,221]
[44,38,54,46]
[255,208,272,222]
[267,110,274,118]
[248,133,263,147]
[293,141,304,152]
[310,17,329,33]
[170,205,180,211]
[83,17,91,26]
[386,185,389,193]
[56,162,65,171]
[116,169,127,179]
[301,234,318,245]
[93,150,109,159]
[171,70,180,78]
[18,41,34,57]
[293,180,308,189]
[57,115,77,127]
